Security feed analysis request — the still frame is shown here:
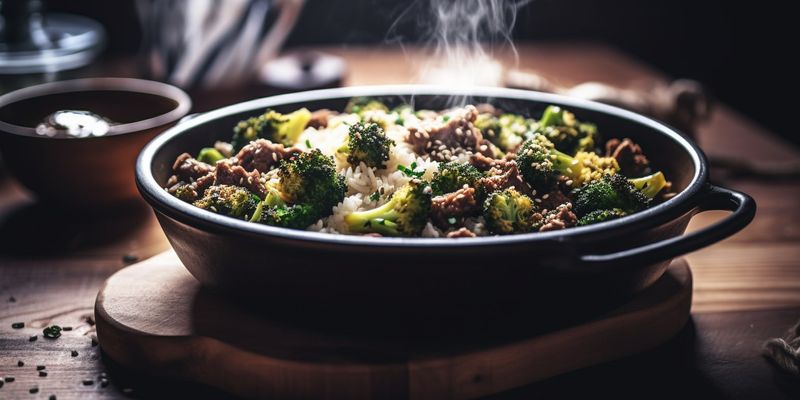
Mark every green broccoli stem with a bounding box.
[249,201,264,222]
[550,148,581,180]
[539,106,563,127]
[345,200,401,234]
[362,219,401,236]
[197,147,225,164]
[629,171,667,198]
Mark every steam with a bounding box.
[389,0,528,102]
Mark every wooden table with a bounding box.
[1,43,799,399]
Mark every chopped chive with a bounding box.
[36,365,45,371]
[30,386,39,393]
[82,379,94,386]
[11,322,24,329]
[29,335,37,342]
[61,326,73,331]
[5,376,15,382]
[39,371,47,377]
[43,325,62,339]
[71,350,78,357]
[17,360,24,367]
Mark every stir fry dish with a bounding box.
[164,99,671,238]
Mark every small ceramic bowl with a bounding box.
[0,78,191,206]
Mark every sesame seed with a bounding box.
[479,145,488,151]
[271,152,278,161]
[535,198,542,203]
[542,194,550,199]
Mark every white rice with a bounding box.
[294,114,444,235]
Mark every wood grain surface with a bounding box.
[94,253,691,400]
[1,42,799,399]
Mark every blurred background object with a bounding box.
[0,0,105,92]
[37,0,797,146]
[134,0,304,89]
[132,0,348,110]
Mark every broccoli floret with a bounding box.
[340,122,395,169]
[516,134,619,189]
[474,113,536,152]
[193,185,260,219]
[345,97,389,115]
[577,208,627,226]
[537,105,601,154]
[232,108,311,150]
[430,161,483,195]
[572,172,667,217]
[344,180,432,236]
[629,171,668,199]
[196,147,225,164]
[278,149,346,214]
[482,188,537,235]
[258,203,319,229]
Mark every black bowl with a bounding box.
[136,86,754,312]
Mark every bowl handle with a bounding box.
[578,184,755,268]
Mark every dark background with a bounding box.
[48,0,797,146]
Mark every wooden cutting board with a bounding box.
[95,251,692,400]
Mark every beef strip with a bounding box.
[446,227,477,238]
[536,203,578,232]
[430,187,480,229]
[539,186,571,211]
[214,161,265,198]
[605,138,650,177]
[234,139,301,173]
[165,153,217,202]
[406,105,493,161]
[171,153,214,181]
[476,160,534,197]
[308,109,338,129]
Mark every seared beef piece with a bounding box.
[475,103,500,116]
[539,187,571,211]
[469,152,497,171]
[166,172,215,203]
[165,153,217,202]
[476,139,501,158]
[214,161,265,198]
[430,187,480,229]
[476,161,534,197]
[308,109,337,129]
[605,138,650,177]
[536,203,578,232]
[406,105,486,161]
[234,139,301,173]
[171,153,214,181]
[447,227,477,238]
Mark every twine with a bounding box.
[763,320,800,376]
